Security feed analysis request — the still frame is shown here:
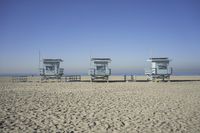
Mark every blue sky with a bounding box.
[0,0,200,75]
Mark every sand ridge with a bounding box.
[0,81,200,132]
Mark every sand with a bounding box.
[0,77,200,132]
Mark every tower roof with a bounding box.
[147,57,170,62]
[91,58,111,61]
[43,59,63,63]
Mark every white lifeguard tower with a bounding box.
[40,59,64,80]
[145,57,172,81]
[89,58,111,82]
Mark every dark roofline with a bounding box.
[147,57,171,62]
[91,58,111,61]
[43,59,63,62]
[149,57,169,60]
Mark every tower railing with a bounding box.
[145,67,173,75]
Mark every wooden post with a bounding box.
[107,76,109,83]
[124,75,126,82]
[131,75,133,82]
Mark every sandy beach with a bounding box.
[0,77,200,132]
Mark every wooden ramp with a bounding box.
[65,75,81,82]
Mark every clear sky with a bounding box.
[0,0,200,75]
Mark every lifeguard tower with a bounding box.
[145,57,172,81]
[40,59,64,80]
[89,58,111,82]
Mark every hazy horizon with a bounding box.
[1,0,200,75]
